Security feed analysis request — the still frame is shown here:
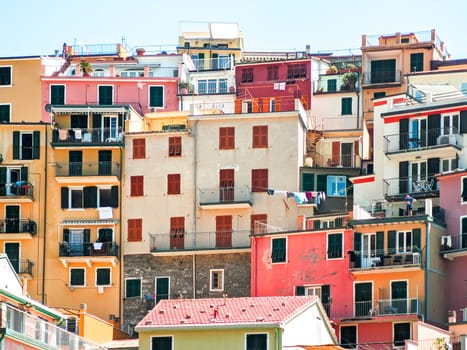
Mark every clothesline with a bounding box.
[266,188,326,205]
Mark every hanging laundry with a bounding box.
[293,192,307,204]
[267,189,275,195]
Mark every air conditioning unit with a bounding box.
[437,134,456,145]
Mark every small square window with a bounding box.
[241,68,253,83]
[246,333,267,350]
[151,336,172,350]
[0,105,10,123]
[70,268,85,287]
[210,269,224,291]
[125,278,141,298]
[341,97,352,115]
[0,67,12,86]
[96,268,111,286]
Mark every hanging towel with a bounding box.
[93,242,103,250]
[274,190,288,197]
[74,129,82,140]
[98,207,113,219]
[59,129,68,140]
[293,192,307,204]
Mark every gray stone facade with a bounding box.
[122,251,250,332]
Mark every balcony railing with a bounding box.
[58,242,119,257]
[52,127,123,145]
[311,153,361,168]
[0,219,37,234]
[199,186,251,206]
[3,302,105,349]
[334,298,420,319]
[350,250,421,270]
[191,57,234,71]
[363,69,402,85]
[9,259,34,275]
[0,183,34,199]
[383,176,439,198]
[440,233,467,252]
[384,129,461,153]
[55,161,120,177]
[150,230,251,252]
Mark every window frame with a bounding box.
[0,104,11,123]
[271,237,287,263]
[0,66,12,86]
[245,333,268,350]
[149,85,164,108]
[241,68,254,83]
[267,66,279,81]
[69,268,86,287]
[96,267,111,286]
[168,136,182,157]
[327,232,343,259]
[251,169,268,193]
[151,335,173,350]
[125,278,142,298]
[327,175,347,197]
[396,231,412,253]
[287,63,307,79]
[167,174,181,195]
[132,138,146,159]
[393,322,411,347]
[68,187,84,210]
[98,85,114,105]
[130,175,144,197]
[341,97,353,115]
[210,269,224,291]
[50,84,66,105]
[219,127,235,150]
[462,177,467,204]
[252,125,268,148]
[98,186,113,208]
[127,218,143,242]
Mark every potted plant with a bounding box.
[178,81,193,94]
[326,65,338,74]
[136,48,145,56]
[340,72,358,91]
[79,60,93,76]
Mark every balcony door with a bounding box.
[216,215,232,248]
[102,115,118,141]
[341,142,353,167]
[98,150,112,176]
[354,282,372,317]
[5,205,20,233]
[219,169,234,202]
[391,281,407,314]
[362,233,376,268]
[69,151,82,176]
[155,277,169,304]
[169,217,184,250]
[410,161,427,192]
[409,118,427,149]
[5,242,20,273]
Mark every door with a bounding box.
[155,277,169,304]
[340,325,357,349]
[5,205,20,233]
[391,281,408,314]
[169,217,184,250]
[102,115,118,141]
[410,161,427,192]
[69,229,84,256]
[98,150,112,176]
[5,242,20,273]
[341,142,353,167]
[219,169,234,202]
[354,282,372,317]
[409,118,427,148]
[362,233,376,267]
[216,215,232,248]
[69,151,82,176]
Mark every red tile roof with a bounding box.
[137,295,320,330]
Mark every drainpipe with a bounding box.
[41,124,48,304]
[424,220,431,321]
[192,254,196,299]
[192,120,198,299]
[275,328,279,350]
[118,137,124,324]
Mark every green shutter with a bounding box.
[84,229,90,243]
[321,284,330,304]
[61,187,68,209]
[328,233,342,259]
[317,175,327,192]
[412,228,421,252]
[302,173,314,191]
[400,119,409,150]
[376,231,384,258]
[460,111,467,134]
[32,131,40,159]
[13,131,20,159]
[84,187,97,208]
[20,167,28,182]
[0,167,7,184]
[353,232,361,268]
[149,86,163,107]
[272,238,286,262]
[63,229,70,242]
[388,230,396,254]
[399,161,409,194]
[111,186,118,208]
[295,286,305,296]
[313,220,321,229]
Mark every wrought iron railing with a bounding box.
[58,242,119,257]
[52,127,123,145]
[9,259,34,275]
[363,69,402,85]
[0,219,37,234]
[55,162,120,177]
[350,250,422,270]
[311,153,361,168]
[384,128,460,153]
[383,176,439,197]
[199,186,251,205]
[0,183,34,199]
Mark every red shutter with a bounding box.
[332,141,340,166]
[170,216,185,249]
[251,214,267,234]
[133,138,146,159]
[168,137,182,157]
[167,174,181,194]
[252,169,268,192]
[216,215,232,248]
[130,176,144,196]
[128,218,142,242]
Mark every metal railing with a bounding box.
[364,30,436,47]
[199,186,251,205]
[363,69,402,85]
[315,73,359,94]
[191,57,234,71]
[58,242,119,257]
[55,161,120,177]
[3,302,105,349]
[350,250,421,270]
[0,219,36,234]
[52,127,123,145]
[311,153,362,168]
[384,128,460,153]
[0,183,34,199]
[332,298,420,319]
[440,233,467,252]
[150,230,251,252]
[383,176,439,197]
[8,259,34,275]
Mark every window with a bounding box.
[250,214,267,234]
[246,333,267,350]
[198,80,207,94]
[149,86,164,108]
[69,268,85,287]
[96,268,111,286]
[167,174,180,194]
[271,237,286,263]
[61,186,118,209]
[442,114,459,134]
[410,53,424,72]
[267,66,278,81]
[0,104,10,123]
[241,68,253,83]
[98,187,114,207]
[251,169,268,192]
[219,78,228,93]
[127,218,142,242]
[210,269,224,291]
[170,216,185,249]
[207,79,217,93]
[252,125,268,148]
[133,138,146,159]
[327,79,337,92]
[327,175,347,197]
[168,136,182,157]
[374,91,386,99]
[327,233,343,259]
[461,217,467,248]
[13,131,40,160]
[340,325,357,349]
[125,278,141,298]
[287,63,306,79]
[98,86,113,105]
[219,127,235,150]
[130,176,144,196]
[63,187,83,209]
[462,177,467,203]
[393,322,410,347]
[341,97,352,115]
[0,66,12,86]
[441,158,457,172]
[155,277,170,303]
[397,231,412,253]
[50,85,65,104]
[370,59,396,83]
[151,336,172,350]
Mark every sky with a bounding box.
[1,0,467,59]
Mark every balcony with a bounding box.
[362,69,402,86]
[310,153,362,168]
[51,127,123,147]
[0,183,34,201]
[191,57,235,71]
[199,186,252,209]
[9,259,33,275]
[350,250,422,273]
[384,129,461,159]
[0,219,37,239]
[331,298,420,320]
[55,161,120,178]
[315,72,359,94]
[150,230,251,254]
[440,234,467,260]
[58,242,119,267]
[383,177,439,200]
